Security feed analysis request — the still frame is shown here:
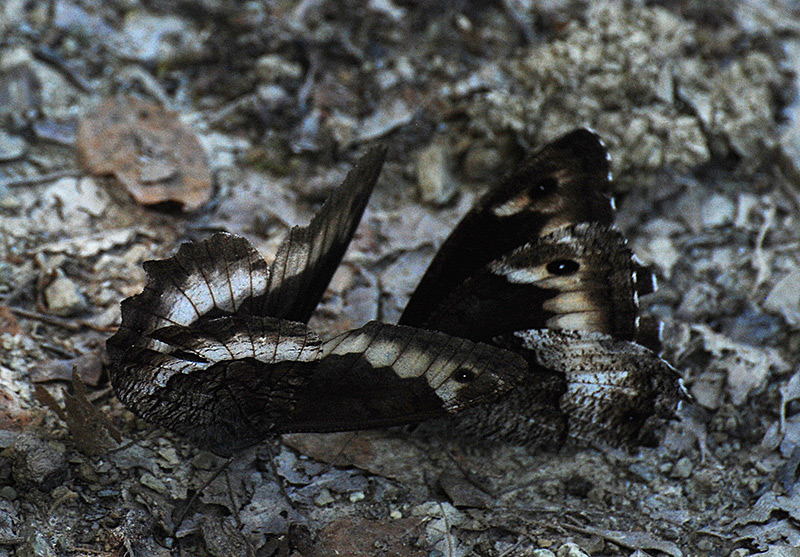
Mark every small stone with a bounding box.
[389,509,402,519]
[701,194,736,228]
[139,472,167,494]
[348,491,365,503]
[315,488,334,506]
[357,98,414,142]
[254,54,302,81]
[462,145,502,181]
[416,142,456,206]
[670,457,693,479]
[729,549,750,557]
[256,84,290,110]
[44,272,87,316]
[556,542,589,557]
[765,270,800,328]
[531,551,556,557]
[191,452,219,470]
[10,434,67,491]
[0,486,17,500]
[157,446,180,467]
[0,131,26,161]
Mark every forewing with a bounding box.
[257,146,387,322]
[400,129,613,327]
[417,223,658,347]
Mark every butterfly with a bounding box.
[399,129,681,448]
[106,147,527,457]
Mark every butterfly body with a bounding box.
[107,130,681,456]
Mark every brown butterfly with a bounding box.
[106,147,527,456]
[400,129,681,448]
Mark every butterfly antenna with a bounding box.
[172,456,234,535]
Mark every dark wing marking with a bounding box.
[400,129,613,328]
[256,145,387,322]
[109,316,526,456]
[416,223,656,346]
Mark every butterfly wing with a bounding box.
[400,129,613,328]
[278,321,527,434]
[513,329,680,447]
[108,147,386,357]
[110,315,526,456]
[397,129,678,448]
[410,223,659,349]
[257,145,387,322]
[110,316,324,456]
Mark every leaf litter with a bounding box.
[1,0,800,554]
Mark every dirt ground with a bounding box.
[2,0,800,555]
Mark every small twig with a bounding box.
[173,457,234,535]
[437,501,454,557]
[32,45,94,93]
[263,441,297,509]
[497,536,527,557]
[0,170,82,189]
[9,307,115,333]
[9,307,81,331]
[224,469,243,530]
[442,445,495,496]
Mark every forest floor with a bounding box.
[2,0,800,555]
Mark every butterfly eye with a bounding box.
[453,368,477,383]
[529,176,559,197]
[546,259,579,276]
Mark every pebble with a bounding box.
[765,270,800,328]
[10,434,67,491]
[157,446,180,467]
[348,491,365,503]
[0,131,26,161]
[315,488,334,506]
[416,142,456,206]
[670,457,694,479]
[556,542,589,557]
[389,508,402,519]
[462,144,502,181]
[701,194,736,228]
[44,272,87,316]
[0,486,17,500]
[357,98,414,142]
[139,472,167,494]
[531,551,556,557]
[255,54,302,81]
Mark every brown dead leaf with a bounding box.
[0,306,22,336]
[282,431,428,485]
[31,350,104,386]
[34,370,122,456]
[76,96,212,211]
[317,517,426,557]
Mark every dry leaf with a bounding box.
[0,306,22,336]
[35,370,122,456]
[76,96,212,211]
